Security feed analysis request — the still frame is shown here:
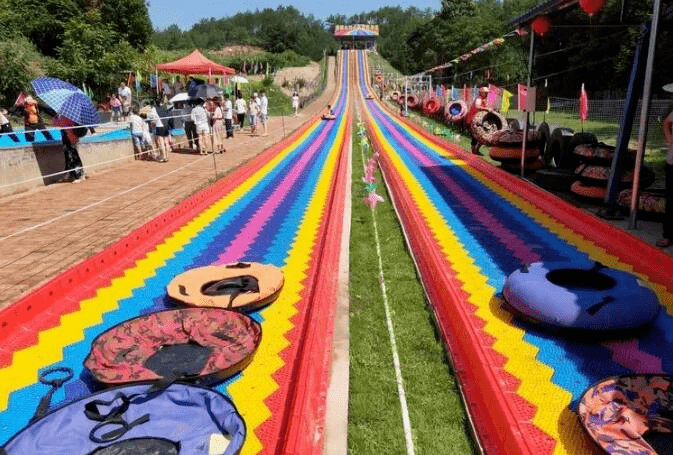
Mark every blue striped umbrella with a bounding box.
[30,77,100,126]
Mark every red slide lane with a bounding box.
[271,111,351,455]
[365,114,549,454]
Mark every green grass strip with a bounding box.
[348,121,476,454]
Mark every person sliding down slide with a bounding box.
[321,105,335,120]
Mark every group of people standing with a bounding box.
[128,101,173,162]
[180,90,269,155]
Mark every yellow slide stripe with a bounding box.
[0,119,322,411]
[366,115,588,453]
[229,98,350,455]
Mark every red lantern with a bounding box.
[579,0,606,17]
[531,15,552,36]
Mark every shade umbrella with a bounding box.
[168,92,197,104]
[229,75,249,84]
[30,77,99,126]
[139,105,153,116]
[187,84,224,99]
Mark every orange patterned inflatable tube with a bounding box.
[167,262,284,312]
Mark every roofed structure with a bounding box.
[334,24,379,50]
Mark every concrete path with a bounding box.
[0,63,338,310]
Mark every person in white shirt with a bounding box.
[223,93,234,139]
[235,94,247,131]
[291,92,299,116]
[190,98,210,155]
[118,82,132,120]
[248,96,259,136]
[0,107,19,142]
[129,107,145,159]
[140,115,153,158]
[259,90,269,136]
[147,102,169,162]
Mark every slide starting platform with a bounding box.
[355,49,673,455]
[0,54,352,454]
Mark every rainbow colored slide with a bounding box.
[355,49,673,454]
[0,53,352,455]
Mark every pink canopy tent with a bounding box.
[156,49,235,76]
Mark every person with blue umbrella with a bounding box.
[31,77,99,182]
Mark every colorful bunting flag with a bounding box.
[501,89,513,113]
[579,83,588,122]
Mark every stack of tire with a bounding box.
[471,110,508,146]
[405,93,419,110]
[444,100,468,126]
[423,96,441,116]
[536,122,576,168]
[569,135,654,201]
[374,73,384,86]
[489,129,544,173]
[617,188,666,215]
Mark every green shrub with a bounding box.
[261,76,274,87]
[0,36,44,106]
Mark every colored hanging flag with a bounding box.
[451,86,458,100]
[501,89,513,113]
[487,84,501,109]
[14,91,27,107]
[579,83,588,122]
[517,84,526,111]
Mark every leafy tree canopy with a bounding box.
[153,6,337,61]
[0,0,153,104]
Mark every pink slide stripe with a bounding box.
[603,339,665,374]
[380,112,666,376]
[380,115,540,265]
[215,126,331,264]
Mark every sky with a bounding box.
[148,0,441,31]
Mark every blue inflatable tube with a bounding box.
[503,261,660,331]
[2,382,246,454]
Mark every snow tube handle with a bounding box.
[85,392,151,444]
[84,393,132,422]
[89,413,150,443]
[30,367,74,424]
[225,262,251,269]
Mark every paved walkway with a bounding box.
[0,65,337,310]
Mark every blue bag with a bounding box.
[2,381,245,454]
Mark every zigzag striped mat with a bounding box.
[355,49,673,455]
[0,53,352,455]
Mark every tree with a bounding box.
[46,10,149,98]
[99,0,153,50]
[0,36,44,105]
